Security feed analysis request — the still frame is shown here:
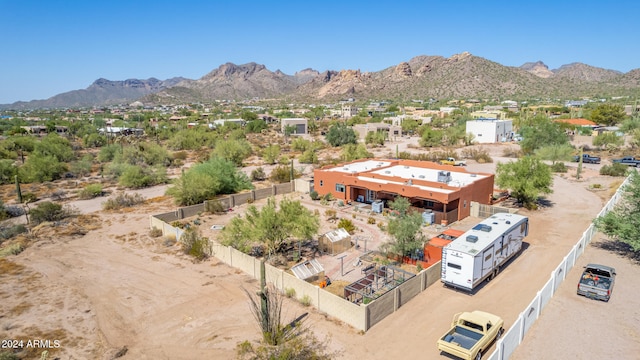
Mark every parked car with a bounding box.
[573,154,601,164]
[577,264,616,302]
[440,157,467,166]
[612,156,640,167]
[437,310,504,360]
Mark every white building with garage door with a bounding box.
[465,118,513,143]
[281,118,308,135]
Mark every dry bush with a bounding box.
[502,147,523,158]
[102,192,145,210]
[461,148,493,163]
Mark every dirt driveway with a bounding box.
[0,142,634,360]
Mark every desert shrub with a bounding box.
[78,183,103,200]
[550,162,568,173]
[251,167,266,181]
[0,351,20,360]
[269,165,300,183]
[180,228,211,261]
[3,205,25,218]
[285,288,296,298]
[337,218,357,234]
[118,164,168,189]
[309,190,320,200]
[322,193,334,201]
[0,224,27,241]
[325,209,337,221]
[461,148,493,163]
[149,227,163,238]
[102,192,145,210]
[0,242,25,257]
[173,151,188,161]
[300,294,312,307]
[367,217,376,224]
[502,147,523,158]
[600,163,628,177]
[22,192,38,203]
[29,201,76,225]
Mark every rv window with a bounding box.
[485,253,492,261]
[447,263,461,270]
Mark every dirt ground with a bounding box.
[1,140,636,360]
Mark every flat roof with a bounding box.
[327,160,392,174]
[359,176,455,194]
[368,165,488,187]
[445,213,527,255]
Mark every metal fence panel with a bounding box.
[552,263,566,293]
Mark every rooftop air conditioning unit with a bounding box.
[384,170,391,174]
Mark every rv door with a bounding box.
[482,245,495,278]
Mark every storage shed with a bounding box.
[319,228,352,255]
[291,258,325,282]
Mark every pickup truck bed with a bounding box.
[577,264,615,302]
[442,326,483,350]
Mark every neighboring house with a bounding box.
[554,118,598,128]
[98,127,144,136]
[465,118,513,143]
[565,100,589,107]
[592,126,624,137]
[384,114,432,126]
[20,125,69,135]
[341,104,358,118]
[352,123,402,141]
[470,110,506,120]
[281,118,308,135]
[313,159,494,225]
[211,118,245,128]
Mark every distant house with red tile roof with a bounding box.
[554,118,597,127]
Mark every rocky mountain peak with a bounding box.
[395,62,412,77]
[520,61,554,78]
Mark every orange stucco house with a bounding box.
[313,159,494,225]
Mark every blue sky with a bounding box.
[1,0,638,104]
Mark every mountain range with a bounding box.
[4,52,640,110]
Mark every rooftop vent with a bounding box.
[466,235,479,243]
[404,166,410,169]
[418,175,426,179]
[384,170,391,174]
[472,224,493,232]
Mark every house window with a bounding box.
[425,200,434,207]
[464,200,467,208]
[319,180,323,187]
[336,184,345,193]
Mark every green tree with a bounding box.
[365,131,386,146]
[325,123,357,147]
[221,197,319,257]
[241,110,259,122]
[590,103,626,126]
[534,144,574,164]
[340,143,372,162]
[495,157,553,208]
[298,149,318,164]
[19,155,67,182]
[594,171,640,250]
[0,160,17,185]
[211,138,252,166]
[401,118,420,134]
[245,120,267,133]
[33,133,75,162]
[519,117,568,154]
[262,145,281,165]
[166,157,252,205]
[419,127,444,147]
[384,197,424,257]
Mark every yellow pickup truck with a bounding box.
[439,157,467,166]
[437,311,504,360]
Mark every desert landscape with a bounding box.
[1,138,638,360]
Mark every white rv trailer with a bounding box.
[441,213,529,291]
